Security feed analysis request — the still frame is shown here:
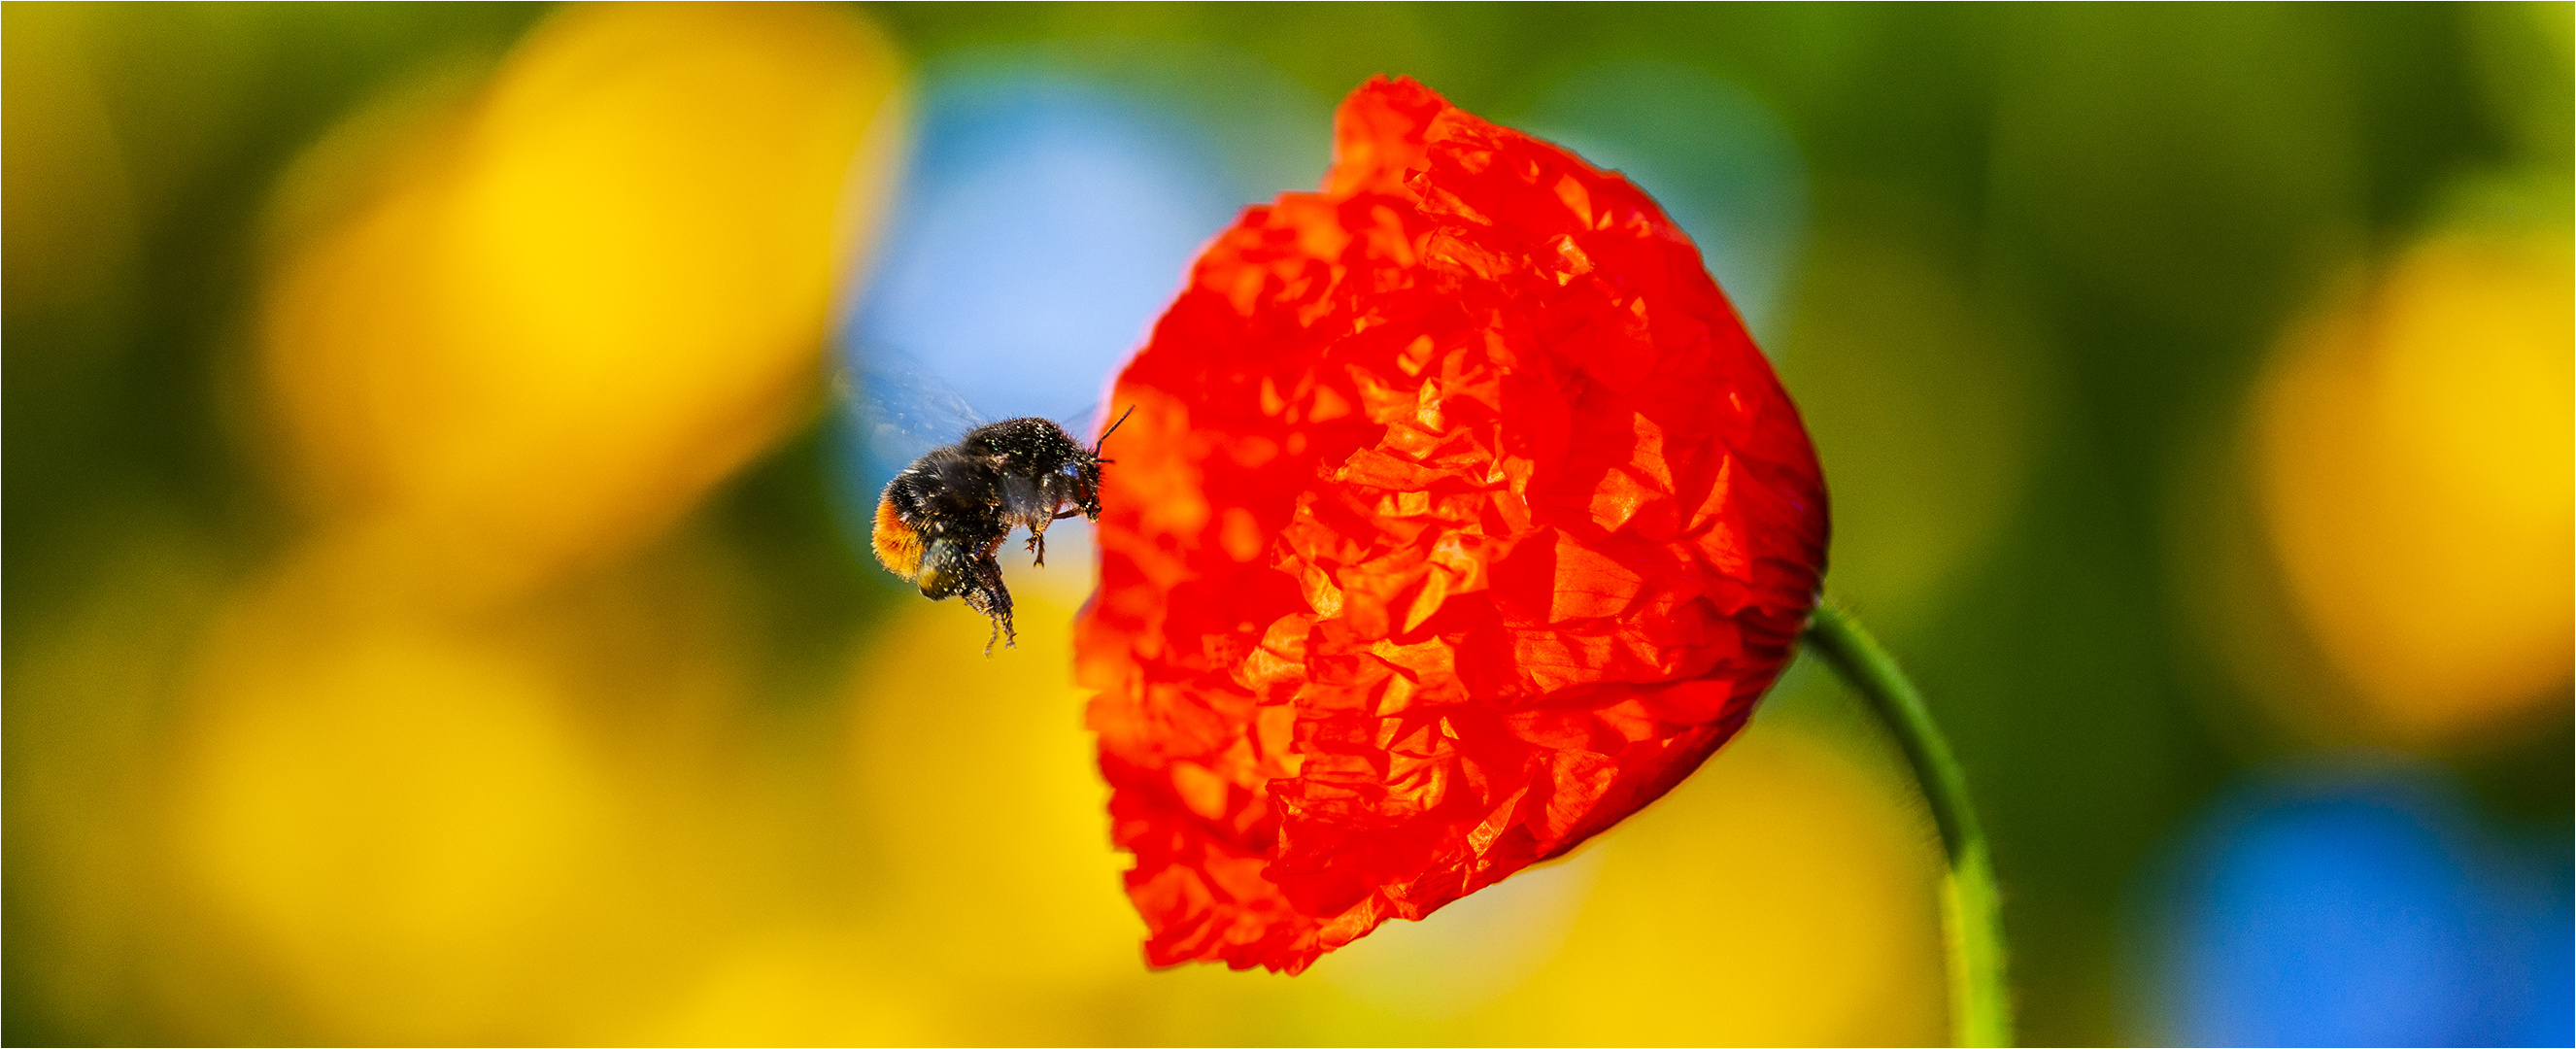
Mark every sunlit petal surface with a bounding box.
[1076,77,1830,972]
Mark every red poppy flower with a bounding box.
[1075,77,1829,973]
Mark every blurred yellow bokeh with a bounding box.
[182,592,621,1041]
[1476,704,1949,1047]
[2255,227,2575,744]
[255,0,905,606]
[168,4,911,1041]
[817,593,1948,1045]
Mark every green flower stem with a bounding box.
[1803,604,2013,1048]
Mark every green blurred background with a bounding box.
[7,3,2569,1045]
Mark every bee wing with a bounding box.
[1054,366,1135,447]
[841,341,990,490]
[1056,401,1104,443]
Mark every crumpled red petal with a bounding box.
[1075,76,1829,974]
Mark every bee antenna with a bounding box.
[1094,404,1136,456]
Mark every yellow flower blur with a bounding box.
[2256,228,2575,744]
[826,595,1946,1045]
[256,1,905,605]
[170,5,907,1041]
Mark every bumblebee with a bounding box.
[869,409,1130,653]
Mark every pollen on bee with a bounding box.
[871,495,923,581]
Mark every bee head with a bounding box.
[1076,404,1135,520]
[1062,458,1104,520]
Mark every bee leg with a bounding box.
[989,584,1016,654]
[1027,510,1086,567]
[979,604,1018,655]
[962,555,1015,656]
